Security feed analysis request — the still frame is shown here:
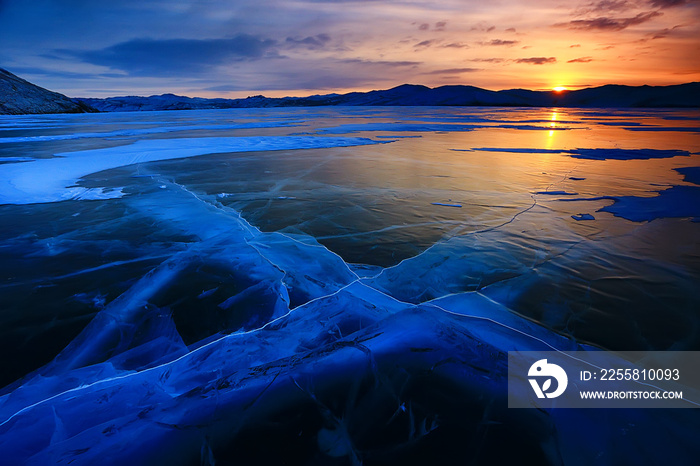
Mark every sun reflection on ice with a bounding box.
[546,110,558,147]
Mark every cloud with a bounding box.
[469,58,506,63]
[414,39,435,48]
[441,42,469,48]
[65,35,279,76]
[422,67,480,74]
[515,57,557,64]
[505,28,516,32]
[339,59,421,67]
[579,0,634,14]
[479,39,519,46]
[570,44,582,47]
[418,23,430,30]
[203,84,249,92]
[471,22,496,32]
[434,21,447,31]
[556,11,663,31]
[568,56,594,62]
[649,24,683,38]
[285,33,331,49]
[649,0,690,8]
[7,66,122,80]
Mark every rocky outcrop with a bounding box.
[0,68,96,115]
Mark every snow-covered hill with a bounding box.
[0,68,96,115]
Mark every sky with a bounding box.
[1,0,699,98]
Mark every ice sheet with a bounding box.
[468,147,691,160]
[676,166,700,185]
[0,136,384,205]
[0,121,302,144]
[597,186,700,222]
[311,121,576,135]
[1,107,699,464]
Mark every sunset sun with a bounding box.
[553,86,568,92]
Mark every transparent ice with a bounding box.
[0,107,699,464]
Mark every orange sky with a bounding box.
[1,0,699,97]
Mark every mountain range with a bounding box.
[1,68,698,114]
[77,82,700,112]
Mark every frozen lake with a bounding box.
[1,106,699,464]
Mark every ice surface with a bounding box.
[469,147,691,160]
[535,191,579,196]
[431,202,462,207]
[0,122,303,144]
[1,107,699,464]
[0,156,34,163]
[0,136,384,205]
[598,186,700,222]
[624,126,700,132]
[676,166,700,185]
[314,122,575,134]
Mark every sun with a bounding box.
[552,86,568,92]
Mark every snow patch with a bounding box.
[0,136,385,205]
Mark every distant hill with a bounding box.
[78,82,700,112]
[0,68,96,115]
[2,67,698,114]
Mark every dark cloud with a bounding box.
[434,21,447,31]
[505,28,516,32]
[414,40,435,48]
[285,33,331,49]
[598,0,633,10]
[515,57,557,64]
[479,39,519,46]
[649,0,690,8]
[441,42,469,48]
[204,84,248,92]
[471,23,496,32]
[418,23,430,30]
[422,68,480,74]
[581,0,634,13]
[568,56,594,62]
[64,35,279,76]
[469,58,506,63]
[8,66,122,80]
[570,44,582,47]
[578,0,697,14]
[556,11,663,31]
[650,24,683,38]
[339,59,421,67]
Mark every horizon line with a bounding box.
[72,80,700,101]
